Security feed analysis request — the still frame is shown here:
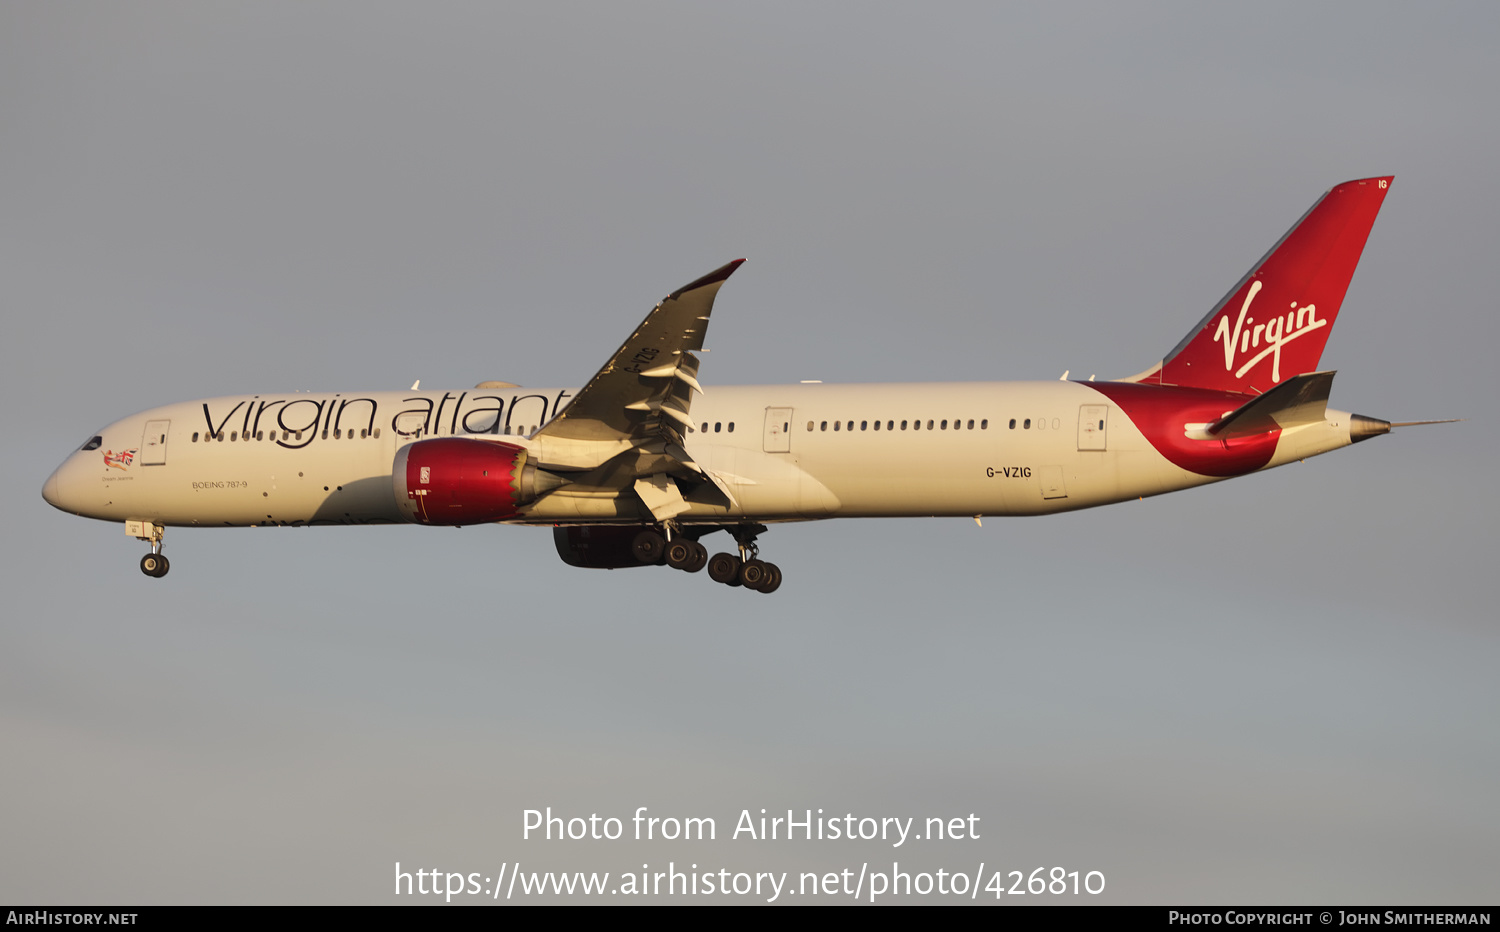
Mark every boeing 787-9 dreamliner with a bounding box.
[44,176,1446,593]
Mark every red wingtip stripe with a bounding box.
[669,259,746,299]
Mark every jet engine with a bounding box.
[553,525,655,569]
[393,438,560,525]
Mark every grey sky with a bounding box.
[3,3,1496,903]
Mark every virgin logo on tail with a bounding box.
[1147,176,1392,395]
[1212,281,1326,384]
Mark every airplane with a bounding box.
[42,176,1448,593]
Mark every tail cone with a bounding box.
[1350,414,1392,443]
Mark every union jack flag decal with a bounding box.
[103,448,136,470]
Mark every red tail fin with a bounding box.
[1135,177,1393,394]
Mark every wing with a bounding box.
[530,260,744,518]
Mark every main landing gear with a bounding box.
[631,523,782,594]
[130,520,169,578]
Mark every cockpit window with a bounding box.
[81,436,103,451]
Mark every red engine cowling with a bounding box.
[394,438,544,525]
[553,526,654,569]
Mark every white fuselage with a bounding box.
[42,381,1359,529]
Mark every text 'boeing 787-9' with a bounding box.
[44,176,1451,593]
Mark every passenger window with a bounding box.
[191,432,199,443]
[901,420,908,430]
[927,420,934,430]
[702,423,709,433]
[361,429,368,439]
[714,423,721,433]
[231,431,238,441]
[968,419,975,429]
[861,421,867,431]
[941,420,948,430]
[372,429,379,439]
[806,421,814,431]
[887,421,894,430]
[1024,419,1031,429]
[820,421,827,431]
[334,429,341,439]
[834,421,840,431]
[728,422,734,432]
[981,419,988,429]
[873,420,881,430]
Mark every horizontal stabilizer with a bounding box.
[1207,371,1335,439]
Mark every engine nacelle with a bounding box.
[553,525,654,569]
[394,438,551,525]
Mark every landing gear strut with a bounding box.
[130,521,169,578]
[633,522,779,591]
[634,526,709,573]
[707,524,781,594]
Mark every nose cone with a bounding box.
[42,455,92,515]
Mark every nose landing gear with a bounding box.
[129,520,169,578]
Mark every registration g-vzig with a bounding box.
[44,177,1450,592]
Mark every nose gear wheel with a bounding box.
[134,522,169,578]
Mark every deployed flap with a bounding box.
[1207,371,1335,439]
[634,474,691,522]
[536,260,744,450]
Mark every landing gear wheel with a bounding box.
[707,552,743,586]
[665,539,696,570]
[686,541,709,573]
[668,540,708,573]
[739,559,769,590]
[631,530,666,564]
[756,562,782,594]
[140,553,169,578]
